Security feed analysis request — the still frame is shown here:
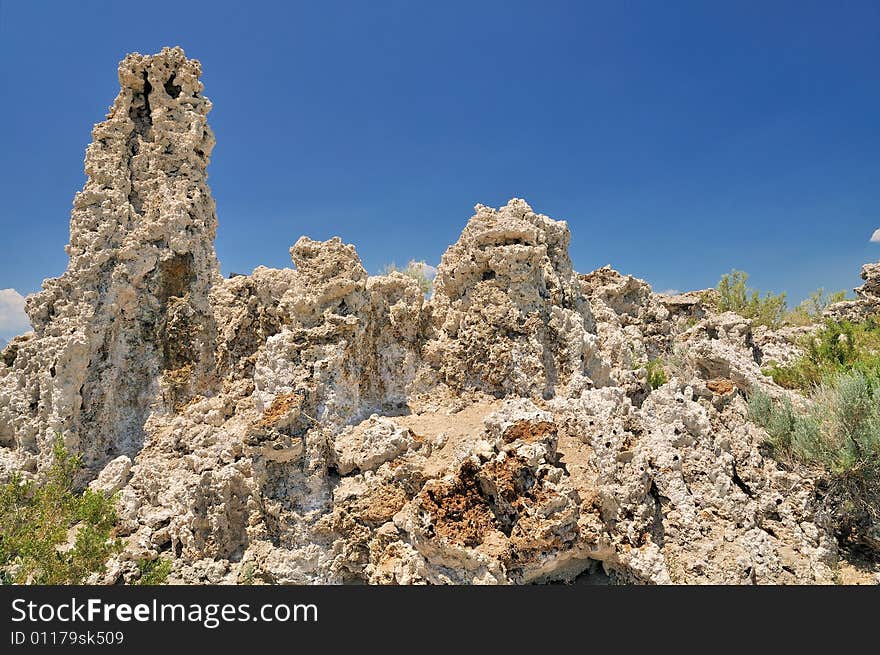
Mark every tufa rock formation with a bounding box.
[825,261,880,322]
[0,47,877,584]
[1,47,219,475]
[424,201,609,399]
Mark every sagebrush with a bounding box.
[748,373,880,553]
[786,288,848,326]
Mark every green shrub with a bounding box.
[708,271,846,329]
[240,562,256,585]
[755,317,880,554]
[786,288,848,326]
[0,435,121,584]
[753,371,880,473]
[765,319,880,391]
[747,390,797,453]
[711,270,788,328]
[383,260,434,294]
[137,557,172,585]
[645,358,668,390]
[748,376,880,553]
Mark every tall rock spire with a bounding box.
[0,47,220,470]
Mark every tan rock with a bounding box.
[1,47,873,585]
[88,455,132,494]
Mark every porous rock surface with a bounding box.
[0,47,874,585]
[0,47,219,476]
[826,261,880,322]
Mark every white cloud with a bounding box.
[0,289,32,342]
[658,288,680,296]
[871,229,880,243]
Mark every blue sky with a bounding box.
[1,0,879,343]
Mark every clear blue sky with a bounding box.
[1,0,879,331]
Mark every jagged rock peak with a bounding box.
[30,45,219,330]
[424,198,609,398]
[433,198,581,305]
[1,47,220,471]
[825,261,880,322]
[857,262,880,302]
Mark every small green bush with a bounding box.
[711,270,788,328]
[746,390,797,453]
[708,271,846,329]
[765,319,880,391]
[751,374,880,473]
[786,288,848,326]
[0,435,121,584]
[645,359,668,390]
[383,260,433,294]
[240,562,256,585]
[137,557,172,585]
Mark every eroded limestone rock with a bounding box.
[423,199,610,399]
[0,46,220,475]
[1,47,876,585]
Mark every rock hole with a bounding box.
[730,461,754,498]
[566,560,613,585]
[126,72,153,214]
[647,480,666,547]
[128,72,153,136]
[164,74,182,98]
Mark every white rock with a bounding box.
[88,455,132,495]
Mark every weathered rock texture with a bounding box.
[826,262,880,322]
[1,48,877,585]
[423,201,608,399]
[0,47,219,476]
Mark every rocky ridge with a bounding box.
[1,47,878,584]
